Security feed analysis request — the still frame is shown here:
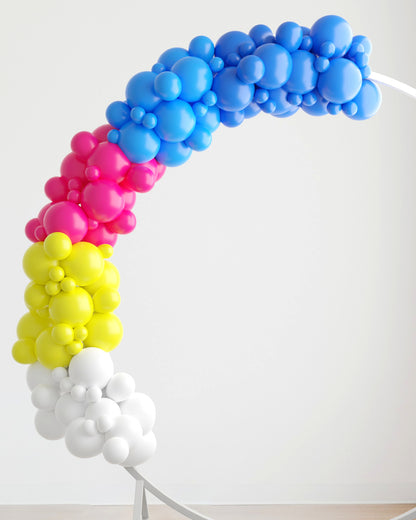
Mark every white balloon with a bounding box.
[106,372,135,402]
[85,398,121,422]
[106,415,143,447]
[69,348,114,388]
[84,419,98,436]
[71,385,86,402]
[122,432,157,467]
[27,363,54,390]
[86,385,102,403]
[103,437,129,464]
[60,377,73,394]
[55,394,86,425]
[51,367,68,383]
[35,410,65,440]
[65,418,104,458]
[31,384,60,411]
[96,415,115,434]
[120,393,156,435]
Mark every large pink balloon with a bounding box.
[43,201,88,243]
[81,179,125,223]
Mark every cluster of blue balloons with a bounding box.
[105,15,381,167]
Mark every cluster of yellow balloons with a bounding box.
[12,232,123,369]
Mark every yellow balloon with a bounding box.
[93,287,121,313]
[85,260,120,294]
[43,232,72,260]
[48,266,65,282]
[66,340,83,356]
[84,312,123,352]
[16,311,50,340]
[23,242,57,284]
[61,242,104,286]
[49,287,93,326]
[98,244,113,259]
[35,329,72,369]
[12,338,37,364]
[24,282,50,311]
[51,323,74,345]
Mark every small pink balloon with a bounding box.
[122,190,136,210]
[83,223,118,246]
[81,179,125,223]
[71,131,98,159]
[60,153,86,180]
[35,226,47,241]
[87,142,131,183]
[122,164,156,193]
[43,201,88,243]
[25,218,40,242]
[106,210,136,234]
[44,176,68,202]
[93,124,113,142]
[38,203,53,224]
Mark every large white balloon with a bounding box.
[31,384,60,411]
[85,398,121,421]
[27,363,55,390]
[120,393,156,434]
[35,410,65,440]
[69,348,114,389]
[122,432,157,467]
[103,436,129,464]
[55,394,87,426]
[65,417,104,458]
[106,415,143,447]
[106,372,135,402]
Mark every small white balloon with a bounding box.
[86,385,102,403]
[27,362,54,390]
[55,394,86,426]
[120,393,156,435]
[106,372,135,402]
[96,415,115,434]
[60,377,73,394]
[69,348,114,389]
[106,415,143,447]
[122,432,157,467]
[71,385,86,403]
[35,410,65,440]
[85,398,121,422]
[51,367,68,383]
[103,437,129,464]
[31,384,60,411]
[65,417,104,458]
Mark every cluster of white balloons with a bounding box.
[27,347,156,466]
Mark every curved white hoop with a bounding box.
[122,71,416,520]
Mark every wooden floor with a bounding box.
[1,504,415,520]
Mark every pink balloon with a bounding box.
[43,201,88,243]
[81,179,125,223]
[122,189,136,210]
[155,160,166,181]
[60,153,86,180]
[25,218,40,242]
[44,176,68,202]
[93,124,113,143]
[106,210,136,234]
[83,223,118,246]
[87,142,131,183]
[71,131,98,159]
[122,164,156,193]
[38,203,53,224]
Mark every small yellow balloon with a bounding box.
[84,312,123,352]
[17,312,50,340]
[60,277,76,293]
[98,244,113,259]
[52,323,74,345]
[61,242,104,286]
[93,287,121,313]
[12,338,37,364]
[49,287,93,326]
[23,242,57,284]
[43,232,72,260]
[45,280,60,296]
[24,282,50,311]
[66,340,83,356]
[85,261,120,294]
[74,326,88,341]
[35,329,72,369]
[49,266,65,282]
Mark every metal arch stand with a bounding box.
[125,467,214,520]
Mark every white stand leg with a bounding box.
[389,506,416,520]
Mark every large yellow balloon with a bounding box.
[16,312,50,340]
[93,287,121,313]
[85,261,120,295]
[22,242,57,284]
[43,232,72,260]
[24,282,50,311]
[35,329,72,369]
[49,287,94,326]
[61,242,104,286]
[12,338,37,364]
[84,312,123,352]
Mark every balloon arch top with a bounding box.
[13,13,414,520]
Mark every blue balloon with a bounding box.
[126,71,160,111]
[268,88,293,115]
[158,47,189,70]
[117,121,161,163]
[351,35,372,56]
[186,124,212,151]
[301,92,328,116]
[275,21,303,53]
[153,99,196,142]
[189,36,214,62]
[236,55,265,84]
[346,79,381,120]
[215,31,255,65]
[156,140,192,166]
[249,24,275,46]
[220,109,245,127]
[285,50,317,94]
[154,71,182,101]
[196,106,220,133]
[106,101,131,128]
[253,43,292,89]
[310,15,352,58]
[244,102,261,118]
[317,58,362,104]
[212,67,254,112]
[171,56,213,103]
[272,105,299,118]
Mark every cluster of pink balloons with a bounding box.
[25,125,166,246]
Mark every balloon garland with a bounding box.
[12,15,382,469]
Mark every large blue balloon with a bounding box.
[253,43,292,89]
[153,99,196,142]
[171,56,213,103]
[212,67,254,112]
[317,58,362,104]
[346,79,381,120]
[285,50,317,94]
[126,71,160,111]
[310,15,353,58]
[156,140,192,166]
[117,121,161,163]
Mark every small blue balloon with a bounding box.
[126,71,160,111]
[346,79,381,120]
[244,102,261,118]
[156,140,192,166]
[212,67,254,112]
[351,35,372,56]
[186,124,212,151]
[237,55,265,84]
[253,43,292,90]
[189,35,215,62]
[220,109,245,127]
[153,99,196,142]
[154,71,182,101]
[106,101,131,128]
[317,58,362,104]
[301,92,328,116]
[272,105,299,118]
[275,21,303,53]
[117,121,161,163]
[158,47,189,70]
[215,31,255,65]
[196,106,220,133]
[267,87,293,115]
[248,24,275,46]
[310,15,352,58]
[171,56,213,103]
[285,50,317,94]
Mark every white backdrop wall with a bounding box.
[1,0,416,505]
